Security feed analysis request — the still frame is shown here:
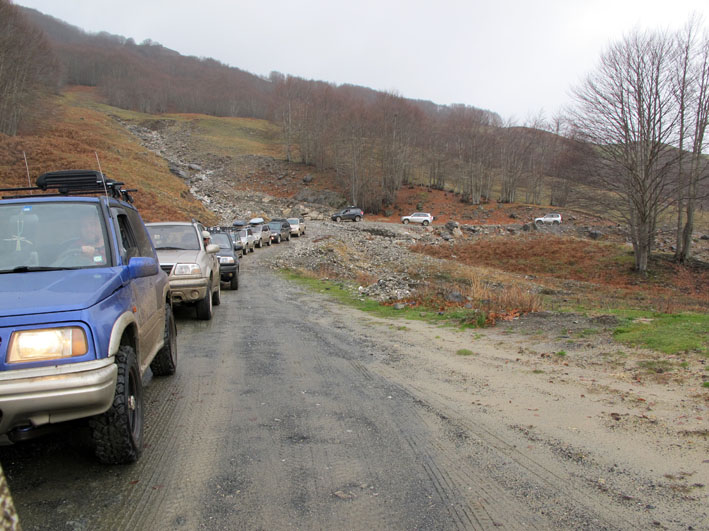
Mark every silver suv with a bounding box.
[287,217,305,237]
[146,222,221,320]
[250,223,272,247]
[534,213,562,225]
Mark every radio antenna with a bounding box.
[94,152,109,197]
[23,151,32,193]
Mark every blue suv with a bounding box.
[0,170,176,464]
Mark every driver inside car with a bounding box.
[53,208,108,266]
[78,218,107,264]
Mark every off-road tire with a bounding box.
[150,303,177,376]
[422,220,429,226]
[196,282,213,320]
[553,220,560,225]
[212,279,221,306]
[335,216,342,222]
[230,274,239,290]
[354,215,361,222]
[89,345,143,464]
[403,219,409,224]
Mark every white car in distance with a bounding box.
[534,213,562,225]
[401,212,433,226]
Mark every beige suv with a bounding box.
[146,221,221,320]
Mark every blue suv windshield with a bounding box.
[0,202,109,272]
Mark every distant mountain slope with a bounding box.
[17,5,500,124]
[19,5,273,118]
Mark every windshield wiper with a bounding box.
[155,246,186,250]
[1,266,75,274]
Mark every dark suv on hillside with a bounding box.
[331,207,364,222]
[268,220,291,243]
[0,170,176,464]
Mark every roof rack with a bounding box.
[1,170,136,202]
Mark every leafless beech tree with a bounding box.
[672,19,709,263]
[0,0,59,135]
[572,29,682,273]
[499,123,534,203]
[524,114,552,205]
[548,120,590,208]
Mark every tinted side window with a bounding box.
[115,213,139,261]
[124,207,155,258]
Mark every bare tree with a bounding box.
[674,21,709,262]
[499,122,534,203]
[571,29,680,273]
[524,113,553,205]
[548,118,591,208]
[0,0,59,135]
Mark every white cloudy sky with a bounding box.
[13,0,709,121]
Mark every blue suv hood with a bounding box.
[0,268,124,316]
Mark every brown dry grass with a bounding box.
[411,235,709,312]
[0,88,218,225]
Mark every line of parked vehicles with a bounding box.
[0,169,309,470]
[146,216,306,322]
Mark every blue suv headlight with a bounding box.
[7,327,88,363]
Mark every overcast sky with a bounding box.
[13,0,709,121]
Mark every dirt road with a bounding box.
[1,242,707,530]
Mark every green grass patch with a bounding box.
[702,382,709,388]
[192,116,282,157]
[612,312,709,355]
[556,350,567,357]
[637,359,675,373]
[456,349,475,356]
[283,271,488,328]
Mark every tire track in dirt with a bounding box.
[109,294,248,530]
[292,283,643,529]
[196,274,415,529]
[278,284,532,530]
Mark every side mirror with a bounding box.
[128,256,159,278]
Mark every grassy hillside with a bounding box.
[0,87,283,224]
